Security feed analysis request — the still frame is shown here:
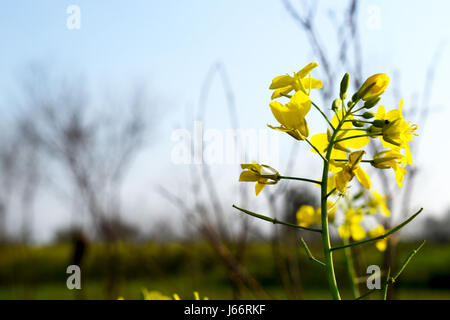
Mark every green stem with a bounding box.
[391,240,426,283]
[331,159,372,163]
[382,268,391,300]
[333,134,378,144]
[343,238,359,299]
[319,104,355,300]
[232,204,322,233]
[331,208,423,251]
[312,101,335,130]
[279,175,322,185]
[305,138,327,162]
[300,237,326,267]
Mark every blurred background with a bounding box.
[0,0,450,299]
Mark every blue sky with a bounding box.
[1,0,449,241]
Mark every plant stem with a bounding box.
[343,238,359,299]
[232,204,322,233]
[330,208,423,251]
[311,101,335,130]
[319,103,353,300]
[305,138,327,162]
[279,175,322,185]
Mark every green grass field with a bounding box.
[1,241,449,299]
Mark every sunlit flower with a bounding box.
[358,73,389,101]
[310,113,370,159]
[369,225,388,251]
[296,201,336,227]
[366,191,390,217]
[173,291,209,300]
[372,149,407,187]
[142,289,172,300]
[269,62,322,99]
[374,101,418,165]
[329,150,371,193]
[268,90,311,140]
[338,208,366,241]
[296,205,318,227]
[239,162,280,195]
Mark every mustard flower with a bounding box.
[296,201,336,227]
[173,291,209,300]
[374,100,418,165]
[366,191,390,217]
[239,162,280,195]
[369,225,388,252]
[141,289,172,300]
[310,113,370,159]
[269,62,322,99]
[329,150,371,193]
[268,90,311,140]
[358,73,389,101]
[296,205,318,227]
[372,149,407,187]
[338,208,366,241]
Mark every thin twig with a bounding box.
[331,208,423,251]
[232,204,322,233]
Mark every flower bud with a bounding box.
[362,111,375,119]
[358,73,389,101]
[372,120,388,128]
[340,73,350,100]
[363,96,381,109]
[352,120,365,127]
[331,98,342,111]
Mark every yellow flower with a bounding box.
[310,113,370,159]
[338,208,366,241]
[296,201,336,227]
[369,225,388,251]
[173,291,209,300]
[296,205,318,227]
[316,200,337,223]
[358,73,389,101]
[374,101,418,165]
[372,149,407,187]
[239,162,280,195]
[269,62,322,99]
[366,191,390,217]
[329,151,371,193]
[268,90,311,140]
[142,289,172,300]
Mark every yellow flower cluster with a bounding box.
[239,64,417,196]
[296,201,336,227]
[337,190,391,251]
[235,61,423,300]
[118,289,209,300]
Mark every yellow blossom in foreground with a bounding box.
[358,73,389,101]
[329,151,371,193]
[372,149,407,187]
[239,162,280,195]
[375,101,418,165]
[366,191,390,216]
[338,208,366,241]
[269,62,322,99]
[369,225,388,251]
[142,289,172,300]
[173,291,209,300]
[268,90,311,140]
